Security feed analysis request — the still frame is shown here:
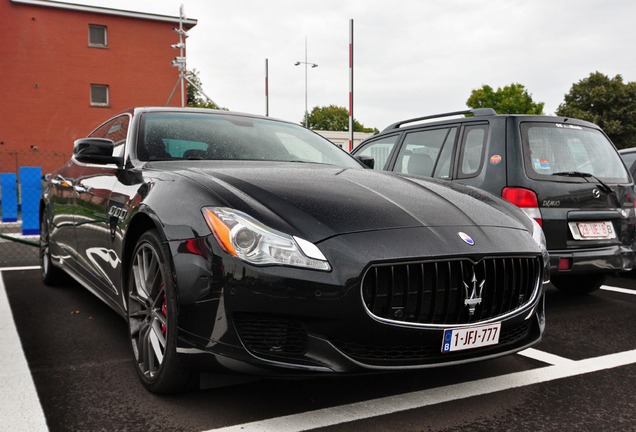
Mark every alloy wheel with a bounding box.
[128,242,168,380]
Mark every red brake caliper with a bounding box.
[160,283,167,338]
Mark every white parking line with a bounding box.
[0,222,23,228]
[600,285,636,295]
[0,235,39,243]
[205,349,636,432]
[0,269,48,432]
[517,347,575,365]
[2,266,40,272]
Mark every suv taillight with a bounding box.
[502,187,542,227]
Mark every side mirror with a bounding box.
[355,155,375,169]
[74,138,123,166]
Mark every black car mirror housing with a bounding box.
[355,155,375,169]
[74,138,123,166]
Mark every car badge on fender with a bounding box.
[463,270,485,316]
[592,188,601,199]
[458,232,474,245]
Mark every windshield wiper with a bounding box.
[551,171,613,194]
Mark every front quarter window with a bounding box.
[457,124,487,178]
[354,134,400,170]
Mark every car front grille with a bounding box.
[233,313,308,356]
[362,256,541,326]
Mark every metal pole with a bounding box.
[179,5,185,107]
[349,19,354,152]
[294,39,317,128]
[265,58,269,116]
[184,76,218,107]
[166,77,181,106]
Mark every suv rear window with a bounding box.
[521,122,629,184]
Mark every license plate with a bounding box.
[569,221,615,240]
[442,322,501,353]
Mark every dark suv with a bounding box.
[352,108,635,294]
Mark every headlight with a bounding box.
[529,216,550,284]
[202,207,331,271]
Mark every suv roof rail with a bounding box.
[382,108,497,131]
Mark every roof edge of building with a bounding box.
[11,0,198,27]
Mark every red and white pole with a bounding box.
[349,19,353,151]
[348,19,354,152]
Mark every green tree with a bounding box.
[186,69,227,110]
[466,83,544,115]
[556,72,636,149]
[302,105,378,133]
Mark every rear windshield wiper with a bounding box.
[551,171,613,194]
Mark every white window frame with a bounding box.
[90,84,109,107]
[88,25,107,47]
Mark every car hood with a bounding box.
[163,161,529,243]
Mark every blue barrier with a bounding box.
[19,167,42,235]
[1,173,18,222]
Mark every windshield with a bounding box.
[136,111,360,168]
[521,122,629,184]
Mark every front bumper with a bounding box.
[169,227,547,377]
[175,306,545,377]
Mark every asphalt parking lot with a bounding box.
[1,267,636,432]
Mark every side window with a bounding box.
[103,115,130,146]
[394,127,456,177]
[458,124,488,178]
[433,128,457,179]
[87,115,129,157]
[620,152,636,171]
[355,135,400,170]
[89,119,116,138]
[112,143,125,157]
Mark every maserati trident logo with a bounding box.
[463,269,485,316]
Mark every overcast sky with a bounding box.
[70,0,636,131]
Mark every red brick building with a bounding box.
[0,0,197,171]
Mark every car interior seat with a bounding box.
[407,153,435,176]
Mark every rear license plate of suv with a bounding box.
[442,322,501,353]
[569,221,616,240]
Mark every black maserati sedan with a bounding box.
[40,107,549,393]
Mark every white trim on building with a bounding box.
[10,0,198,27]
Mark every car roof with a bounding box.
[130,106,291,125]
[378,109,601,134]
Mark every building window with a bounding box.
[90,85,109,106]
[88,25,107,47]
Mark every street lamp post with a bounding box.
[295,38,318,128]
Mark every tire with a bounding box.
[551,273,607,295]
[127,229,197,394]
[39,214,66,286]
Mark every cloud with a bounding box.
[71,0,636,128]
